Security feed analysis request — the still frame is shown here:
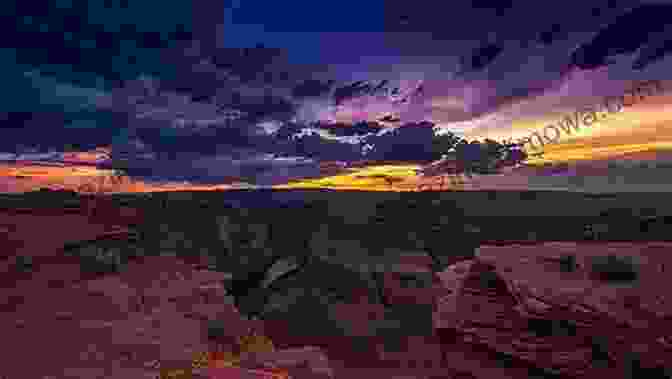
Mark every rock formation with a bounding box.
[6,190,672,378]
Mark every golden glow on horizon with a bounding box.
[281,104,672,191]
[467,92,672,142]
[0,163,247,193]
[463,96,672,165]
[275,164,423,191]
[1,93,670,193]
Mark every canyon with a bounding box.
[1,188,672,378]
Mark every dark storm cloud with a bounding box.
[570,3,672,71]
[2,0,230,155]
[382,1,509,37]
[0,68,125,153]
[116,152,328,187]
[289,133,364,162]
[330,79,407,106]
[104,80,376,185]
[291,79,336,99]
[538,23,569,46]
[460,43,505,74]
[2,0,442,187]
[93,37,428,181]
[6,0,672,189]
[208,44,288,84]
[632,27,672,70]
[316,121,384,137]
[3,0,203,87]
[362,122,437,162]
[332,81,376,105]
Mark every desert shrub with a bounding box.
[131,208,165,254]
[63,241,132,275]
[623,351,671,379]
[397,272,433,289]
[527,318,576,337]
[376,302,435,337]
[206,319,229,341]
[590,335,611,368]
[477,267,501,289]
[14,255,34,273]
[78,246,126,274]
[559,254,576,272]
[589,254,638,283]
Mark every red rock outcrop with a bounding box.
[432,244,672,379]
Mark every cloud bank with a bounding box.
[4,0,672,190]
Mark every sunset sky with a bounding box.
[3,0,672,193]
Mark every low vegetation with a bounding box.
[558,254,577,273]
[13,255,34,273]
[589,254,639,283]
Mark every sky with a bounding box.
[2,0,672,193]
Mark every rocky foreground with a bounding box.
[2,189,672,378]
